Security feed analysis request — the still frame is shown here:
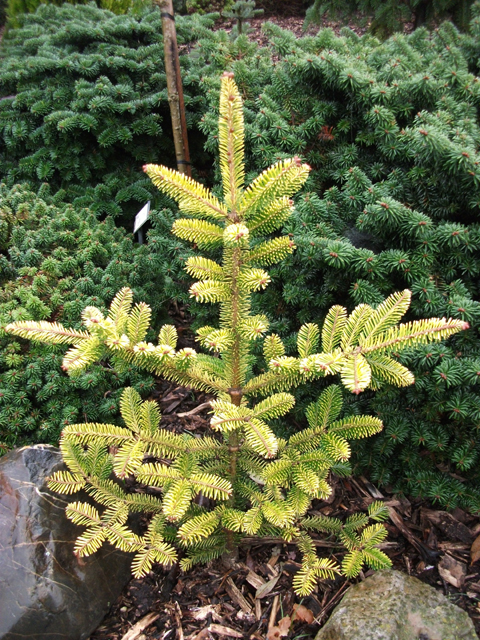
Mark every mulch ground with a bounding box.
[90,8,476,640]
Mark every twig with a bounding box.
[120,612,160,640]
[316,581,350,624]
[177,402,212,417]
[268,595,280,631]
[174,601,184,640]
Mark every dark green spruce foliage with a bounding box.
[0,4,222,220]
[305,0,474,38]
[158,18,480,511]
[5,0,136,30]
[0,183,164,450]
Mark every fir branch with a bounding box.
[144,164,228,221]
[6,321,90,345]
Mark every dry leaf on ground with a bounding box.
[266,615,291,639]
[471,535,480,564]
[438,553,467,588]
[292,603,315,624]
[255,574,281,599]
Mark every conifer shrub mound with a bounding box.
[304,0,474,38]
[0,4,224,220]
[0,183,164,450]
[6,0,140,29]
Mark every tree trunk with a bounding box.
[158,0,191,176]
[413,0,430,29]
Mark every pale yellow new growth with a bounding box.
[219,72,244,212]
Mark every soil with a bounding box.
[89,8,476,640]
[216,4,372,43]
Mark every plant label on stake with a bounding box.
[133,201,150,244]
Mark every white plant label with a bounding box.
[133,201,151,234]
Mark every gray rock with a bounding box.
[315,569,478,640]
[0,444,133,640]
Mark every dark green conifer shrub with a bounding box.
[0,182,165,450]
[0,3,225,221]
[184,0,229,14]
[305,0,474,38]
[222,0,263,38]
[3,0,480,512]
[459,0,480,69]
[5,0,138,29]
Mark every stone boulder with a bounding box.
[0,444,133,640]
[315,569,478,640]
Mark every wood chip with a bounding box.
[225,577,252,614]
[189,605,221,622]
[264,563,279,579]
[317,581,351,624]
[208,624,243,638]
[174,602,184,640]
[255,599,262,621]
[165,399,185,413]
[422,508,473,544]
[438,542,469,552]
[388,505,438,562]
[359,475,384,499]
[472,534,480,564]
[438,553,467,588]
[268,595,280,631]
[120,612,160,640]
[466,582,480,594]
[245,570,266,589]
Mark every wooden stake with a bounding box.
[268,595,280,631]
[158,0,191,176]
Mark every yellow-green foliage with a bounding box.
[7,73,468,595]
